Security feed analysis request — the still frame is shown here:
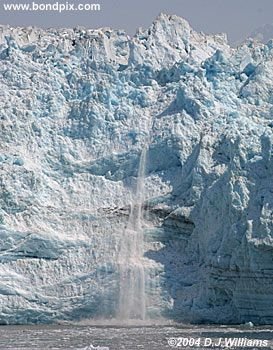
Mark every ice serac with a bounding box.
[0,13,273,324]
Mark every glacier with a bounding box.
[0,13,273,325]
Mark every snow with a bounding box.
[0,13,273,324]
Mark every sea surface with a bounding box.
[0,323,272,350]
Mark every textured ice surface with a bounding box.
[0,13,273,324]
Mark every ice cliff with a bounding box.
[0,13,273,325]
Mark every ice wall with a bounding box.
[0,13,273,324]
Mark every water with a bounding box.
[0,324,273,349]
[118,148,147,320]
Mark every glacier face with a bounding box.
[0,13,273,324]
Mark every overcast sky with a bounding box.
[0,0,273,43]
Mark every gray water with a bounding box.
[0,324,273,350]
